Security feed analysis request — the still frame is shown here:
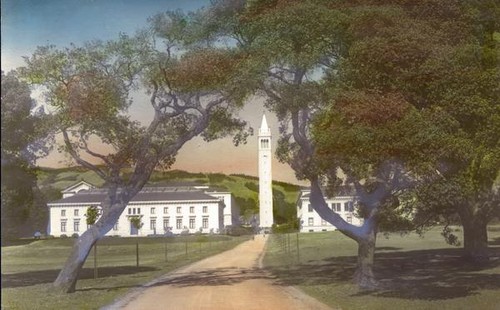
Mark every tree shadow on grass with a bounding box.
[489,237,500,246]
[1,266,158,288]
[267,246,500,300]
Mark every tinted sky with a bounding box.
[1,0,301,184]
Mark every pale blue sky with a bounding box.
[2,0,209,70]
[1,0,301,184]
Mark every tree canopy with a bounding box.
[1,71,52,239]
[18,10,252,293]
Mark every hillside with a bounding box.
[37,167,301,225]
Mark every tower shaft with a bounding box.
[258,115,273,229]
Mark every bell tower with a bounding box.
[258,114,273,230]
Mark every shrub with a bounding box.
[71,233,79,238]
[244,182,259,192]
[60,234,68,238]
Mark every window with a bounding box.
[74,220,80,232]
[344,202,350,212]
[176,218,182,229]
[335,203,342,212]
[113,221,119,231]
[163,207,168,214]
[128,208,131,215]
[74,209,79,216]
[177,207,181,214]
[61,220,67,232]
[203,206,208,213]
[132,208,136,215]
[163,218,170,231]
[61,209,66,217]
[261,138,269,149]
[349,201,354,212]
[308,204,313,212]
[189,218,195,229]
[137,208,141,214]
[202,217,209,229]
[190,206,194,214]
[151,207,155,214]
[346,215,352,224]
[308,217,314,226]
[150,219,156,231]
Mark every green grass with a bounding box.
[1,235,249,309]
[264,226,500,310]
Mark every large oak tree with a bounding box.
[202,0,499,288]
[20,12,251,293]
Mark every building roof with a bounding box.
[300,185,357,199]
[61,180,95,193]
[49,186,221,205]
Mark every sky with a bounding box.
[1,0,303,184]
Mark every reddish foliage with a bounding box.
[337,91,411,126]
[167,50,244,92]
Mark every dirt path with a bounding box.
[103,235,332,310]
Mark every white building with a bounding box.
[47,181,240,237]
[297,187,363,233]
[258,114,274,229]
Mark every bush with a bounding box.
[71,233,79,238]
[244,182,259,192]
[272,223,298,234]
[226,225,253,236]
[46,235,55,239]
[60,234,68,238]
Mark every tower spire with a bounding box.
[260,114,269,134]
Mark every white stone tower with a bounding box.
[258,114,274,229]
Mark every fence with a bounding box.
[271,233,301,263]
[82,235,247,279]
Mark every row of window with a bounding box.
[59,206,212,218]
[129,206,209,215]
[307,202,354,213]
[60,217,210,233]
[60,208,102,217]
[307,215,352,226]
[159,217,210,230]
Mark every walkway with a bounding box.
[103,235,332,310]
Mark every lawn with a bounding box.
[1,235,249,309]
[264,226,500,310]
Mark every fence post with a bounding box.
[296,233,300,263]
[136,240,139,267]
[93,243,98,279]
[165,238,168,262]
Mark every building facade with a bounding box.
[47,181,240,237]
[258,114,274,229]
[297,188,363,233]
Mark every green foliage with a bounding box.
[129,216,143,230]
[1,71,52,238]
[273,188,297,225]
[85,206,99,226]
[244,182,259,192]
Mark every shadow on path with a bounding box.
[149,266,274,288]
[267,247,500,300]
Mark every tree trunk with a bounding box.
[462,216,489,263]
[53,205,121,293]
[53,227,100,293]
[353,228,378,290]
